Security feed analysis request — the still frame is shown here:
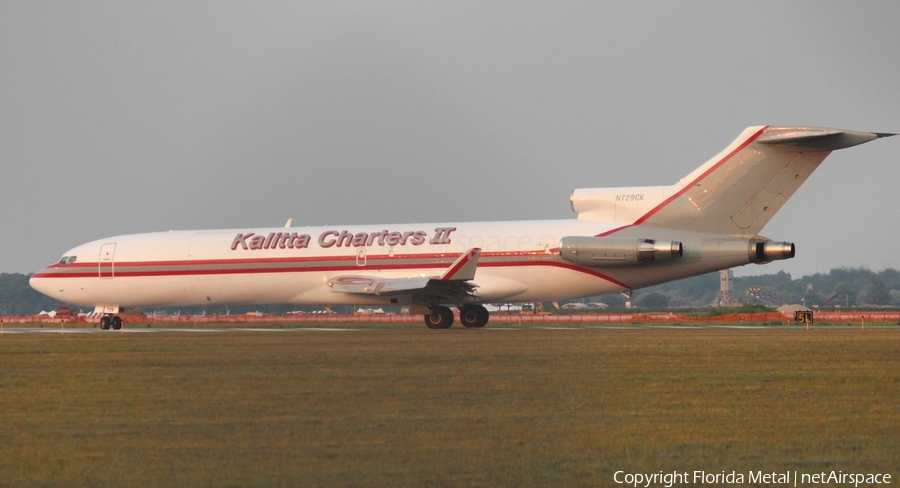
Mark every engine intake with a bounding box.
[559,236,683,266]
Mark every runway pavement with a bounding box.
[1,324,890,335]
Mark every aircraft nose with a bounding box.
[30,269,60,298]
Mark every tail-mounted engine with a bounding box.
[559,236,683,266]
[751,240,795,263]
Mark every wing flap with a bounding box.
[328,248,481,297]
[328,275,432,295]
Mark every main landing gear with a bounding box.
[424,304,489,329]
[424,306,453,329]
[99,314,123,330]
[459,305,489,328]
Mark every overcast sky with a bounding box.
[2,2,898,279]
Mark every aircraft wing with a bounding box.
[328,275,433,295]
[328,248,481,299]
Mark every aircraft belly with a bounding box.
[471,274,529,301]
[189,272,324,305]
[289,287,396,306]
[478,266,622,302]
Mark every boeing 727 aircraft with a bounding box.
[31,126,894,329]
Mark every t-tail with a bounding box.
[571,126,895,236]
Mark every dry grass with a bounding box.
[1,327,899,487]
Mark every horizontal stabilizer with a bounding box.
[757,128,895,150]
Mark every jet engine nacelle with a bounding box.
[559,236,683,266]
[751,240,795,263]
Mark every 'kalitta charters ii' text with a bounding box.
[230,227,457,251]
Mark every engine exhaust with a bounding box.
[752,241,795,263]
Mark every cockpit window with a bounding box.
[66,256,77,264]
[58,256,69,265]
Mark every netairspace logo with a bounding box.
[613,470,892,487]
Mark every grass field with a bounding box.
[2,326,899,487]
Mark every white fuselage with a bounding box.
[30,219,753,310]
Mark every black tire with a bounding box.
[112,316,123,330]
[460,305,489,328]
[100,316,111,330]
[424,306,454,329]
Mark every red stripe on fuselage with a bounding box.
[38,249,553,271]
[597,225,633,237]
[33,254,631,289]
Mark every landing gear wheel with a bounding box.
[100,316,111,330]
[424,306,454,329]
[112,316,123,330]
[459,305,489,328]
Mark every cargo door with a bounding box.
[99,243,116,279]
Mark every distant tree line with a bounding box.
[0,273,65,315]
[0,273,355,316]
[4,267,900,316]
[625,267,900,309]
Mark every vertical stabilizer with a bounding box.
[575,126,894,236]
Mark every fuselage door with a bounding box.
[99,243,116,279]
[357,248,367,267]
